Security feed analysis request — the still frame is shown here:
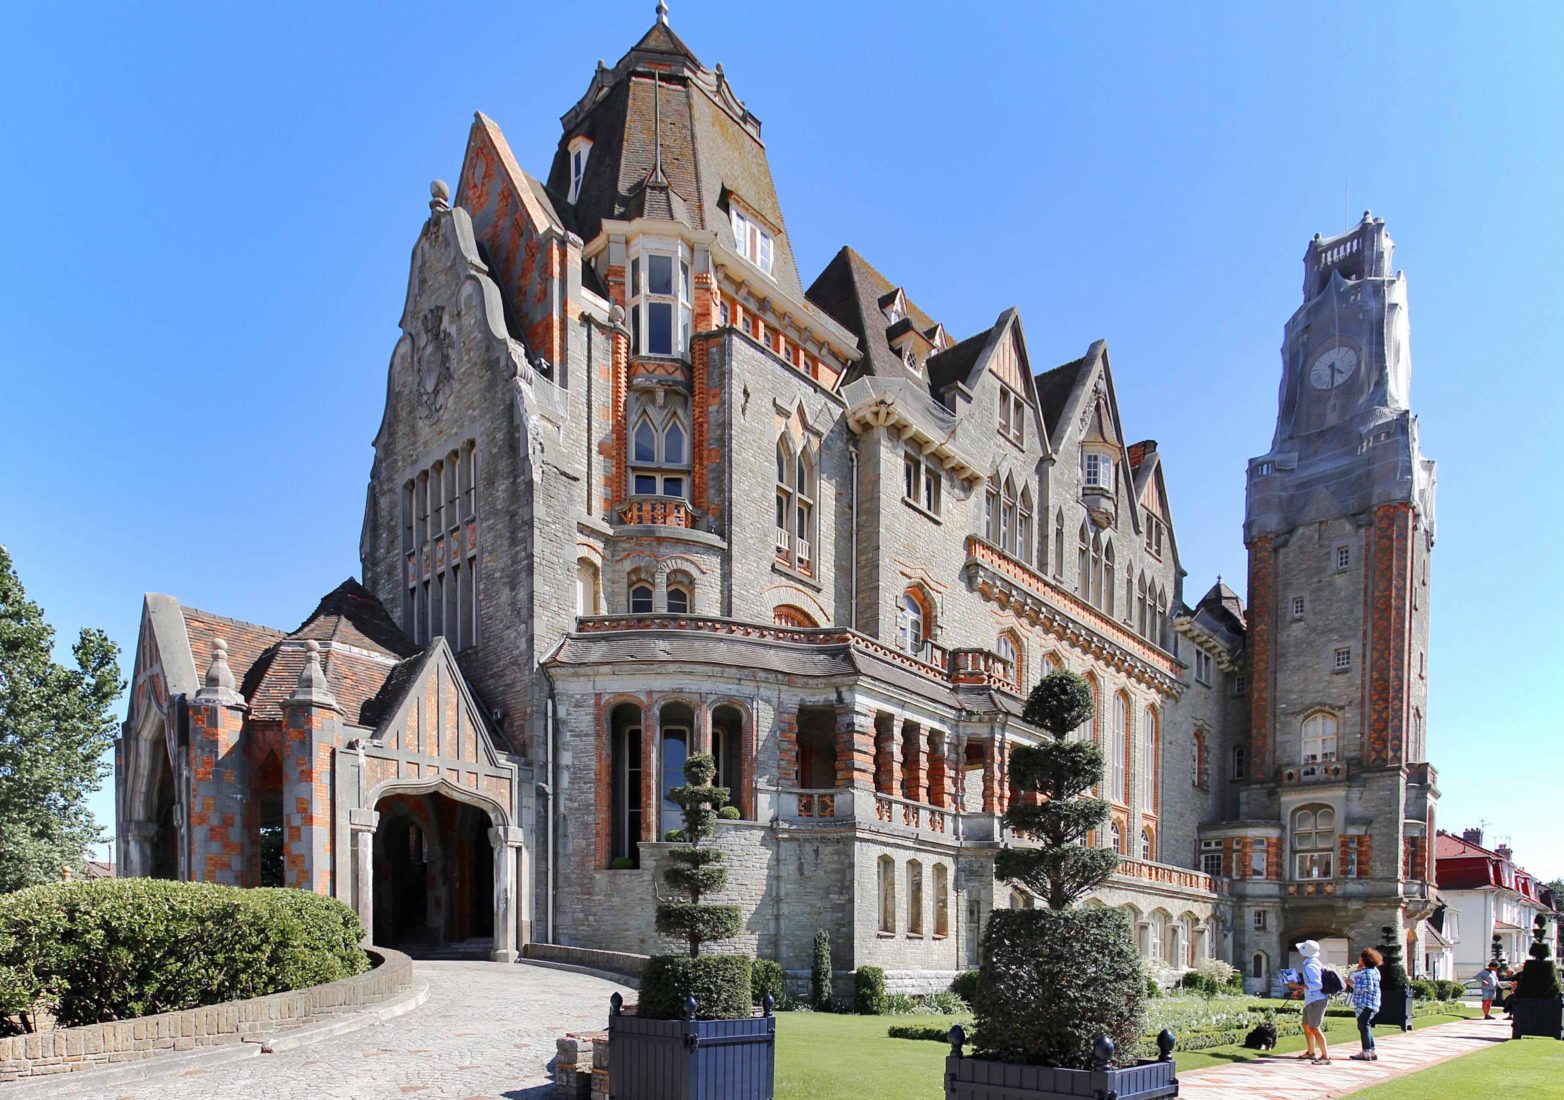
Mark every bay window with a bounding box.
[630,245,692,358]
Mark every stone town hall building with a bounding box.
[117,10,1439,991]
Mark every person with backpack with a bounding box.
[1346,948,1384,1060]
[1286,940,1332,1065]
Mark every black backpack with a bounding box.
[1320,968,1345,996]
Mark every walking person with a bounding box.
[1475,963,1500,1020]
[1347,948,1383,1061]
[1287,940,1331,1065]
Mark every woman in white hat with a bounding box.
[1286,940,1331,1065]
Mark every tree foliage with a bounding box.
[0,547,123,894]
[1514,914,1563,1000]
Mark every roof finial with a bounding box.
[656,0,669,24]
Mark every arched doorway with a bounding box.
[145,733,179,879]
[372,789,497,957]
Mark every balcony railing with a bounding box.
[618,496,696,528]
[1279,759,1347,785]
[872,791,951,836]
[1110,856,1217,894]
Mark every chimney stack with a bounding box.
[1462,827,1484,846]
[1496,844,1514,863]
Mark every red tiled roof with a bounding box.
[180,608,285,689]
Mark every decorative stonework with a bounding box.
[415,306,454,424]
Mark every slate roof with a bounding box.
[1033,351,1094,443]
[806,247,946,384]
[925,327,993,399]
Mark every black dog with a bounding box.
[1244,1021,1278,1050]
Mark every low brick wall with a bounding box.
[524,942,648,981]
[0,947,414,1084]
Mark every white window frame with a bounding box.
[567,137,592,204]
[1292,596,1305,619]
[1083,450,1115,490]
[1334,646,1352,672]
[730,206,775,276]
[630,401,691,499]
[776,437,816,574]
[629,240,693,358]
[1200,840,1223,878]
[1300,711,1339,766]
[1335,545,1351,571]
[902,448,942,515]
[998,384,1026,445]
[1291,804,1336,880]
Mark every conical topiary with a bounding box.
[1514,914,1563,999]
[971,669,1144,1069]
[1378,926,1409,991]
[637,752,751,1020]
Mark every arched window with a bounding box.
[658,703,693,839]
[1109,819,1123,854]
[576,558,600,617]
[1009,889,1034,910]
[996,631,1021,688]
[878,854,897,933]
[1090,532,1103,607]
[1001,477,1018,556]
[1103,541,1115,615]
[933,864,950,937]
[1077,524,1090,597]
[775,436,818,573]
[1301,711,1339,765]
[1252,951,1268,981]
[1140,827,1153,861]
[984,475,1000,544]
[629,582,654,614]
[1181,915,1198,968]
[666,584,690,615]
[1232,744,1247,781]
[773,604,819,628]
[1018,488,1034,565]
[1137,574,1149,637]
[1291,803,1336,880]
[1149,910,1169,961]
[1141,706,1158,811]
[1110,694,1129,804]
[1192,728,1208,788]
[907,860,925,936]
[608,703,644,866]
[1043,652,1063,673]
[630,399,690,498]
[897,590,929,656]
[1053,510,1065,577]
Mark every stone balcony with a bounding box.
[617,495,696,528]
[1277,759,1348,786]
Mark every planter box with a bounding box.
[607,995,775,1100]
[1376,986,1414,1032]
[1510,997,1564,1040]
[944,1029,1178,1100]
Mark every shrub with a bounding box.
[1195,957,1239,992]
[718,805,741,820]
[608,856,636,870]
[1146,974,1163,999]
[644,752,745,1020]
[854,966,886,1015]
[638,955,752,1021]
[1410,979,1439,1001]
[663,828,686,843]
[917,990,968,1015]
[883,992,919,1014]
[951,969,981,1005]
[1437,979,1466,1002]
[810,929,833,1010]
[0,879,367,1032]
[1514,914,1563,999]
[750,958,784,1006]
[889,1023,955,1042]
[974,669,1142,1070]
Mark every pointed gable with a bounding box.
[365,640,507,770]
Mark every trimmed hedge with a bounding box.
[854,966,886,1015]
[0,879,367,1031]
[750,958,784,1006]
[951,969,980,1005]
[638,954,752,1021]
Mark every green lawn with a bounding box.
[772,1005,1481,1100]
[1349,1035,1564,1098]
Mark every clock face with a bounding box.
[1309,346,1358,389]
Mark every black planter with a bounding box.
[607,992,776,1100]
[1376,986,1414,1032]
[944,1027,1178,1100]
[1510,997,1564,1040]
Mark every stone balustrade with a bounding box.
[616,496,696,528]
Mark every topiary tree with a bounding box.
[811,929,833,1010]
[1514,914,1563,999]
[1378,926,1410,990]
[971,669,1145,1069]
[638,753,750,1020]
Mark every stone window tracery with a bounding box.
[401,439,478,648]
[630,398,690,499]
[775,436,817,574]
[1291,803,1336,880]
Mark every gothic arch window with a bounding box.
[1137,573,1149,638]
[1252,951,1268,981]
[1300,711,1339,765]
[878,854,897,933]
[1018,487,1034,566]
[1192,727,1208,788]
[1291,803,1336,880]
[1103,541,1115,615]
[984,475,1000,544]
[1109,819,1124,855]
[629,582,654,615]
[775,435,818,574]
[1053,510,1065,578]
[1232,744,1247,781]
[1140,826,1154,862]
[576,558,601,617]
[1110,693,1129,804]
[401,440,479,648]
[1077,524,1090,597]
[1141,706,1159,811]
[997,631,1022,688]
[1090,532,1103,607]
[630,398,690,498]
[666,571,693,615]
[1043,652,1064,674]
[897,588,932,656]
[1001,477,1018,556]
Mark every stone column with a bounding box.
[693,705,712,756]
[901,720,925,803]
[490,825,525,963]
[281,641,344,894]
[122,820,157,878]
[640,704,659,843]
[981,738,997,815]
[926,730,948,809]
[188,640,250,885]
[835,708,876,790]
[874,714,900,797]
[349,808,379,944]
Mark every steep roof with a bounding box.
[1033,351,1094,443]
[290,579,420,659]
[806,247,945,383]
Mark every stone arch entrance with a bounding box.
[123,712,180,880]
[371,787,502,957]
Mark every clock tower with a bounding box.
[1239,212,1439,972]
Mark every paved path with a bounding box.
[1180,1015,1511,1100]
[48,961,632,1100]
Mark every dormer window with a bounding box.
[998,385,1026,445]
[730,207,775,276]
[630,244,692,357]
[568,138,592,204]
[1083,451,1115,490]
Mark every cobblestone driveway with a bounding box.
[55,961,631,1100]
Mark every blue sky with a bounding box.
[2,2,1560,875]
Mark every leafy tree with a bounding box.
[973,670,1144,1069]
[0,547,122,894]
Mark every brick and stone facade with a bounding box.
[117,10,1438,988]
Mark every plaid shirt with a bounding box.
[1350,966,1382,1012]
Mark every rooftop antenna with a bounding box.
[656,0,669,24]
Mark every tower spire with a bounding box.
[656,0,669,25]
